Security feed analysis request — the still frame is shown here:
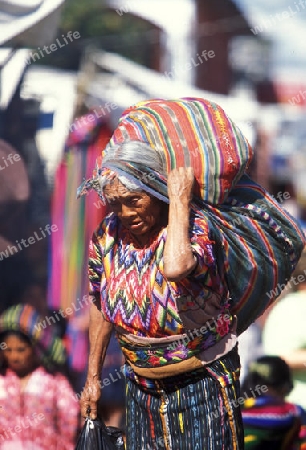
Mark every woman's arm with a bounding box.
[163,167,197,281]
[80,298,113,419]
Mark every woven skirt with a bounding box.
[125,346,244,450]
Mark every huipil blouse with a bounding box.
[88,212,237,379]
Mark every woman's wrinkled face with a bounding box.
[2,334,35,376]
[104,178,166,244]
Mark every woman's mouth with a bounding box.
[129,221,143,230]
[9,362,23,369]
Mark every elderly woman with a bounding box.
[79,98,305,450]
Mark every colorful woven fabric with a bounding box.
[242,395,303,449]
[89,209,239,377]
[82,97,305,335]
[0,304,67,370]
[125,346,243,450]
[117,314,232,371]
[79,98,252,205]
[89,212,230,336]
[48,113,112,372]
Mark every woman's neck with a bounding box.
[130,225,163,248]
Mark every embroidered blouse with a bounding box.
[88,212,237,377]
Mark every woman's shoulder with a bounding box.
[93,213,119,240]
[94,213,118,236]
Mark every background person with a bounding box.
[241,355,303,450]
[0,303,79,450]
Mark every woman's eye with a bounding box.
[128,198,139,206]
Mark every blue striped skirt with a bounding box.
[125,346,244,450]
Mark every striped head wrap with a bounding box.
[0,304,67,370]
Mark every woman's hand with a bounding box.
[80,377,101,419]
[167,167,194,205]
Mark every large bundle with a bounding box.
[80,98,306,335]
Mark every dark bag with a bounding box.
[75,417,125,450]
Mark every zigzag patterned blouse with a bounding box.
[88,212,231,339]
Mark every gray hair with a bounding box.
[99,140,166,191]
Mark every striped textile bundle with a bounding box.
[109,97,253,204]
[0,304,67,369]
[78,97,306,335]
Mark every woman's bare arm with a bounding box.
[163,167,197,281]
[80,298,113,419]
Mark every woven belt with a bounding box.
[123,345,240,392]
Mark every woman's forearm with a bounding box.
[164,200,196,281]
[164,168,196,281]
[87,298,113,380]
[80,298,113,418]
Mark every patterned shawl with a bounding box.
[78,97,306,335]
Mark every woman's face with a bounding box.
[2,334,36,376]
[104,178,166,245]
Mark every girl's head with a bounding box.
[0,304,67,374]
[242,355,293,398]
[1,330,37,376]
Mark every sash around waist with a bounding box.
[116,315,237,378]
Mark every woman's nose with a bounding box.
[9,353,20,362]
[121,204,136,218]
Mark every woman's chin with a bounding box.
[8,364,33,377]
